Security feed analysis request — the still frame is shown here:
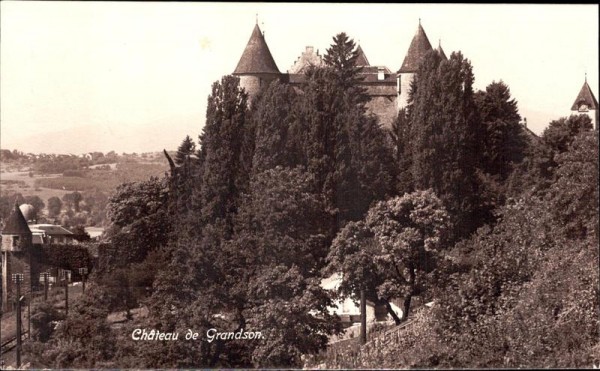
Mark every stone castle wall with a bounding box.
[397,73,414,110]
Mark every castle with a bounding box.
[232,20,446,129]
[232,20,599,131]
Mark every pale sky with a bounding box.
[1,2,598,154]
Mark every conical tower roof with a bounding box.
[436,40,448,61]
[355,45,370,67]
[2,203,31,235]
[571,80,599,110]
[233,24,280,75]
[399,22,433,73]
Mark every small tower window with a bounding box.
[579,103,589,112]
[398,75,401,94]
[12,236,20,247]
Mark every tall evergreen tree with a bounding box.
[199,75,250,235]
[293,33,395,227]
[474,81,528,180]
[408,50,482,240]
[390,108,414,194]
[251,80,299,173]
[174,135,197,165]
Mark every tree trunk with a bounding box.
[402,294,412,321]
[402,265,416,321]
[385,300,402,325]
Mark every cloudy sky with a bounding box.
[1,2,598,154]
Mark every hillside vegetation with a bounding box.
[21,33,599,369]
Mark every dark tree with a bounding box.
[199,75,250,234]
[408,50,483,240]
[24,195,45,221]
[327,190,450,324]
[543,114,593,154]
[389,108,414,194]
[62,191,83,212]
[251,80,299,173]
[475,81,529,180]
[174,135,196,166]
[323,32,369,110]
[104,177,170,270]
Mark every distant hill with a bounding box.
[4,118,202,155]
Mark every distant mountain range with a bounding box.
[3,108,553,156]
[3,119,203,155]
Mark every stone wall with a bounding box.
[397,72,414,110]
[238,73,282,101]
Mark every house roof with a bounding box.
[29,224,74,236]
[399,22,433,73]
[571,80,599,111]
[355,45,370,67]
[2,204,32,235]
[233,24,280,75]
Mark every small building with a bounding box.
[29,224,76,244]
[321,273,403,327]
[1,204,35,312]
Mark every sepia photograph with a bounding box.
[0,2,598,369]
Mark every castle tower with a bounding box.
[397,20,434,110]
[571,77,599,129]
[436,39,448,61]
[355,45,370,67]
[1,203,33,312]
[233,23,281,99]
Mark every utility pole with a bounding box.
[360,289,367,345]
[78,267,88,294]
[12,273,24,368]
[62,269,71,316]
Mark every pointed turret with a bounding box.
[234,24,280,75]
[571,79,599,111]
[233,23,282,100]
[570,77,599,129]
[355,45,370,67]
[2,203,31,235]
[397,21,434,110]
[2,202,34,312]
[399,21,433,73]
[436,39,448,61]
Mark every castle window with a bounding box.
[398,76,401,94]
[579,104,589,112]
[12,236,20,247]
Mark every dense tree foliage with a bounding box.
[474,81,529,180]
[102,177,170,270]
[407,50,483,240]
[174,135,196,166]
[365,131,599,369]
[47,196,63,217]
[26,29,598,370]
[327,190,450,323]
[199,75,250,233]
